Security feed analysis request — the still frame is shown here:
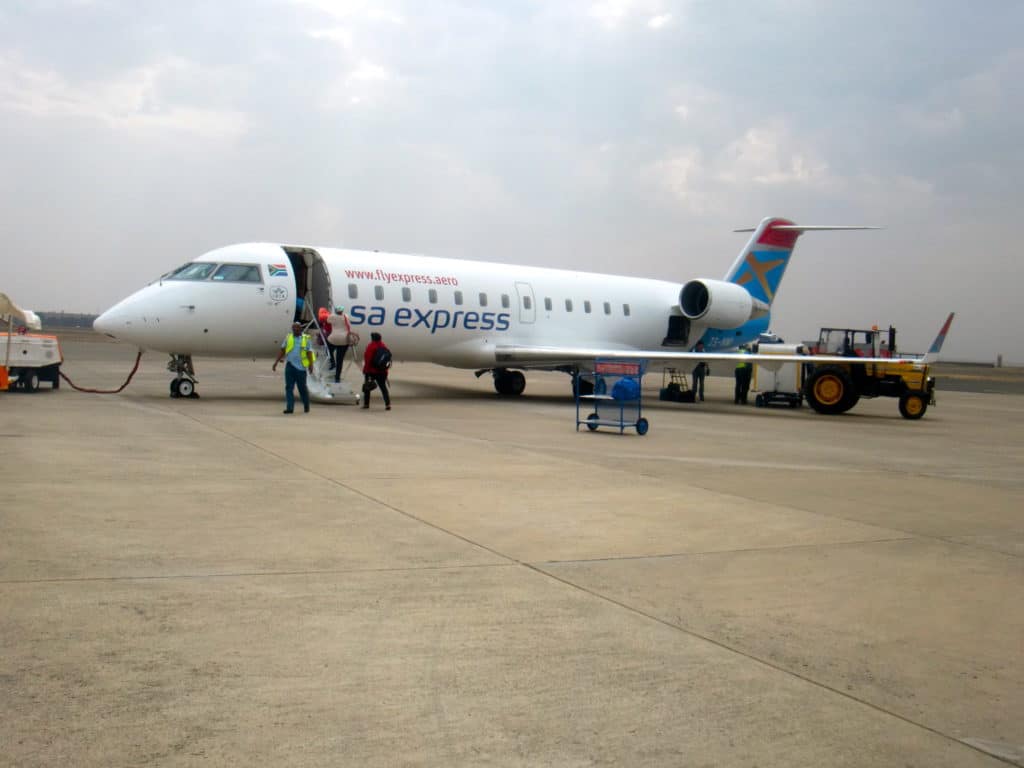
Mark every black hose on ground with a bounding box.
[59,349,144,394]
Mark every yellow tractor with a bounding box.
[802,326,936,419]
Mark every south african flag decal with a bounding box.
[268,264,288,277]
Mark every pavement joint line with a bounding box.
[523,561,1024,768]
[676,481,1024,561]
[537,535,918,565]
[937,536,1024,560]
[0,536,928,586]
[0,562,516,586]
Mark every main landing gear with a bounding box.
[492,368,526,396]
[167,354,199,398]
[476,367,526,396]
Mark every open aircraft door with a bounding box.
[284,248,333,321]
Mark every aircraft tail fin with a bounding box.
[922,312,955,364]
[725,218,880,306]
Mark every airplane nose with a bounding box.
[93,306,121,337]
[94,298,140,339]
[93,311,114,337]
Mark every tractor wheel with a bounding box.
[899,391,928,420]
[804,366,856,415]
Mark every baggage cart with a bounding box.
[576,359,649,435]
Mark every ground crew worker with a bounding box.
[734,345,753,405]
[692,341,708,401]
[272,322,314,413]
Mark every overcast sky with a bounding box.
[2,0,1021,362]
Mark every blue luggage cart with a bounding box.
[575,359,649,435]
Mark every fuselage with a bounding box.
[94,242,750,368]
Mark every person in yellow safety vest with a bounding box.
[734,345,753,405]
[272,322,315,414]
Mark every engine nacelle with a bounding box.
[679,279,769,328]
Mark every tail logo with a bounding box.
[734,252,786,302]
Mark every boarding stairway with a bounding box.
[304,320,361,405]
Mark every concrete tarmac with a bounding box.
[2,337,1022,767]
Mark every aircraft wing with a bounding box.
[494,345,922,369]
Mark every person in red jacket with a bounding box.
[362,332,392,410]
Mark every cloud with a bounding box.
[0,54,246,139]
[588,0,673,29]
[717,126,830,186]
[306,26,355,49]
[290,0,404,25]
[648,121,834,214]
[650,146,708,212]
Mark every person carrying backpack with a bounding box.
[362,332,392,410]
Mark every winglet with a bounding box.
[922,312,955,363]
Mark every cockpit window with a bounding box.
[212,264,262,283]
[166,262,218,281]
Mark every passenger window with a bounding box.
[565,299,573,312]
[167,262,217,281]
[501,294,510,308]
[402,287,412,302]
[623,303,631,317]
[584,300,592,314]
[523,296,532,310]
[454,290,464,306]
[479,293,488,307]
[374,285,384,300]
[212,264,262,282]
[429,289,438,304]
[604,302,611,315]
[544,297,552,311]
[348,284,358,299]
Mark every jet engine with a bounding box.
[679,279,769,328]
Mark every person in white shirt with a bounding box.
[326,306,355,383]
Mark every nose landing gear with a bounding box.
[167,354,199,398]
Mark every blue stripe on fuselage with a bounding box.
[698,315,770,351]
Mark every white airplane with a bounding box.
[94,216,912,401]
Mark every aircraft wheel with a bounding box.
[636,417,649,436]
[805,366,855,415]
[177,379,195,398]
[899,391,928,420]
[586,413,599,431]
[495,370,526,397]
[170,379,181,397]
